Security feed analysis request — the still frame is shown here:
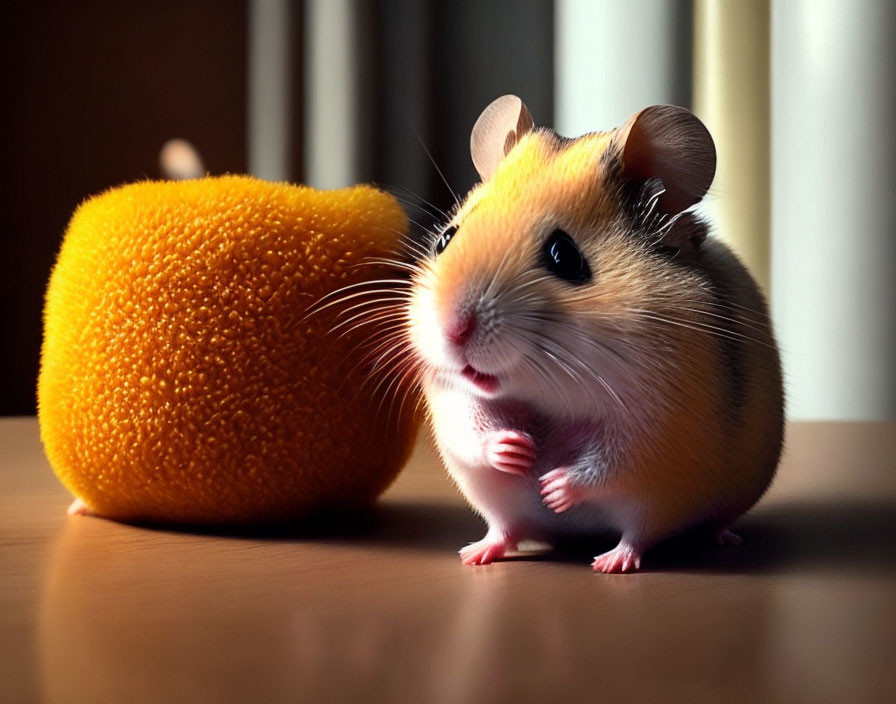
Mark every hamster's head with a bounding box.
[408,95,716,417]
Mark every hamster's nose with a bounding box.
[445,313,477,347]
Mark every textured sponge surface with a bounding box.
[39,176,418,524]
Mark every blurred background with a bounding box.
[1,0,893,420]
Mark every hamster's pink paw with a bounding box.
[539,467,581,513]
[459,534,516,565]
[483,430,536,476]
[67,498,93,516]
[591,542,642,574]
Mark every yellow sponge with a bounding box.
[39,175,419,524]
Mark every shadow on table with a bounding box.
[129,495,896,576]
[549,498,896,576]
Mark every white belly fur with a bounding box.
[425,381,618,541]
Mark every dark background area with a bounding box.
[1,0,553,416]
[0,0,249,415]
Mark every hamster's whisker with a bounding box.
[305,286,413,319]
[394,375,425,429]
[563,302,772,351]
[481,237,524,303]
[402,233,437,263]
[629,313,752,347]
[336,340,405,391]
[626,309,777,350]
[366,336,418,384]
[642,182,666,216]
[560,319,633,365]
[326,300,408,335]
[334,316,408,343]
[303,278,413,315]
[319,301,409,338]
[644,213,684,244]
[370,350,424,425]
[335,317,410,369]
[328,319,410,359]
[330,301,407,326]
[645,289,771,320]
[349,258,423,275]
[357,233,423,270]
[540,331,630,418]
[675,306,771,338]
[385,184,452,222]
[676,296,771,320]
[382,199,441,232]
[331,319,403,348]
[316,276,412,299]
[635,309,773,347]
[513,310,632,416]
[409,124,462,209]
[371,362,411,424]
[502,274,558,303]
[381,227,432,259]
[515,310,631,367]
[354,346,419,419]
[375,356,416,425]
[533,362,574,418]
[586,368,627,415]
[331,329,414,399]
[537,344,595,415]
[413,383,430,422]
[352,328,413,373]
[379,224,432,261]
[328,293,409,318]
[519,348,575,418]
[394,359,426,422]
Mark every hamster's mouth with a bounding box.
[461,365,501,394]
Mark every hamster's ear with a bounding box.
[470,95,534,182]
[614,105,716,215]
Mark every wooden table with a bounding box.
[1,418,894,703]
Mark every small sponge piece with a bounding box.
[39,175,418,524]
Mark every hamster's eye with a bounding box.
[434,225,457,255]
[542,229,592,284]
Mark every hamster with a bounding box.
[404,95,784,573]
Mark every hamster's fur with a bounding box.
[406,96,784,572]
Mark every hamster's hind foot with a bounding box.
[591,541,643,574]
[459,531,518,566]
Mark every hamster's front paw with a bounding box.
[483,430,536,476]
[539,468,583,513]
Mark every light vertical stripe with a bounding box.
[248,0,292,182]
[555,0,691,137]
[772,0,896,420]
[693,0,770,293]
[304,0,362,189]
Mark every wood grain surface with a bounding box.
[1,418,894,703]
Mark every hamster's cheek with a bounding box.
[408,284,451,368]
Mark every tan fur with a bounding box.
[411,104,784,569]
